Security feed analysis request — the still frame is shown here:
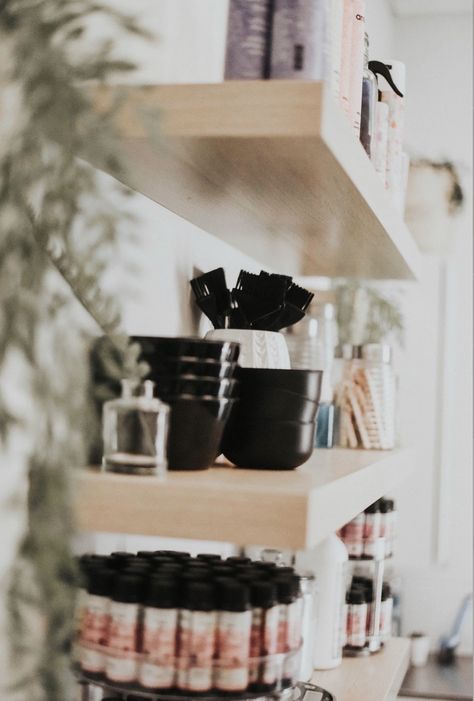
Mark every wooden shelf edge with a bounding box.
[87,81,421,281]
[312,637,411,701]
[74,448,414,549]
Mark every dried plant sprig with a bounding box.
[0,1,152,699]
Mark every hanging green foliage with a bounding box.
[334,281,405,347]
[0,2,150,699]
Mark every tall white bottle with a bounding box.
[295,534,348,670]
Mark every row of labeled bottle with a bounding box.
[225,1,409,213]
[339,498,397,559]
[76,551,303,694]
[343,578,393,649]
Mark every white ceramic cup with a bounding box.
[410,634,431,667]
[205,329,291,369]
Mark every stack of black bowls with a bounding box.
[133,337,240,470]
[221,368,323,470]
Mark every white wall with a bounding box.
[392,12,473,652]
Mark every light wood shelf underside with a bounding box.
[313,637,411,701]
[75,448,413,548]
[88,81,421,279]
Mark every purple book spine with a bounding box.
[224,0,274,80]
[270,0,328,80]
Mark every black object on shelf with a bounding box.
[221,368,322,470]
[190,268,314,332]
[130,336,242,471]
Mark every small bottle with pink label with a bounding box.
[363,501,382,558]
[341,512,365,558]
[105,574,142,684]
[177,581,216,694]
[274,576,299,687]
[347,588,368,648]
[215,580,252,693]
[248,580,279,692]
[139,577,179,690]
[79,567,114,676]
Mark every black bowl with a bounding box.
[236,387,319,423]
[145,356,237,379]
[132,336,240,363]
[153,375,238,399]
[222,419,315,470]
[165,397,237,470]
[235,368,323,401]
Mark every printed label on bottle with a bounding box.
[139,661,175,690]
[343,515,365,557]
[363,512,381,556]
[177,609,216,692]
[348,604,368,647]
[138,607,178,689]
[288,599,301,650]
[366,602,372,635]
[75,587,88,631]
[262,605,279,684]
[106,653,137,683]
[79,643,105,674]
[276,604,289,653]
[80,594,110,647]
[106,601,140,682]
[249,608,262,684]
[215,610,251,691]
[107,601,139,651]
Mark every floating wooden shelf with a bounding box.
[87,81,421,280]
[313,637,411,701]
[75,448,413,548]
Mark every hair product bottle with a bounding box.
[295,534,348,670]
[177,581,216,693]
[139,577,179,690]
[215,580,252,693]
[105,574,143,684]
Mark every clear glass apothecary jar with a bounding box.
[102,379,169,476]
[336,344,396,450]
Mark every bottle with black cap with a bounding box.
[387,498,397,557]
[380,583,393,642]
[76,555,108,634]
[108,552,135,571]
[137,551,156,560]
[248,580,279,692]
[79,567,114,676]
[197,553,222,563]
[272,576,298,687]
[347,588,368,649]
[139,577,179,690]
[105,574,143,684]
[363,501,382,558]
[215,580,252,693]
[177,581,216,693]
[226,556,252,566]
[154,550,191,560]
